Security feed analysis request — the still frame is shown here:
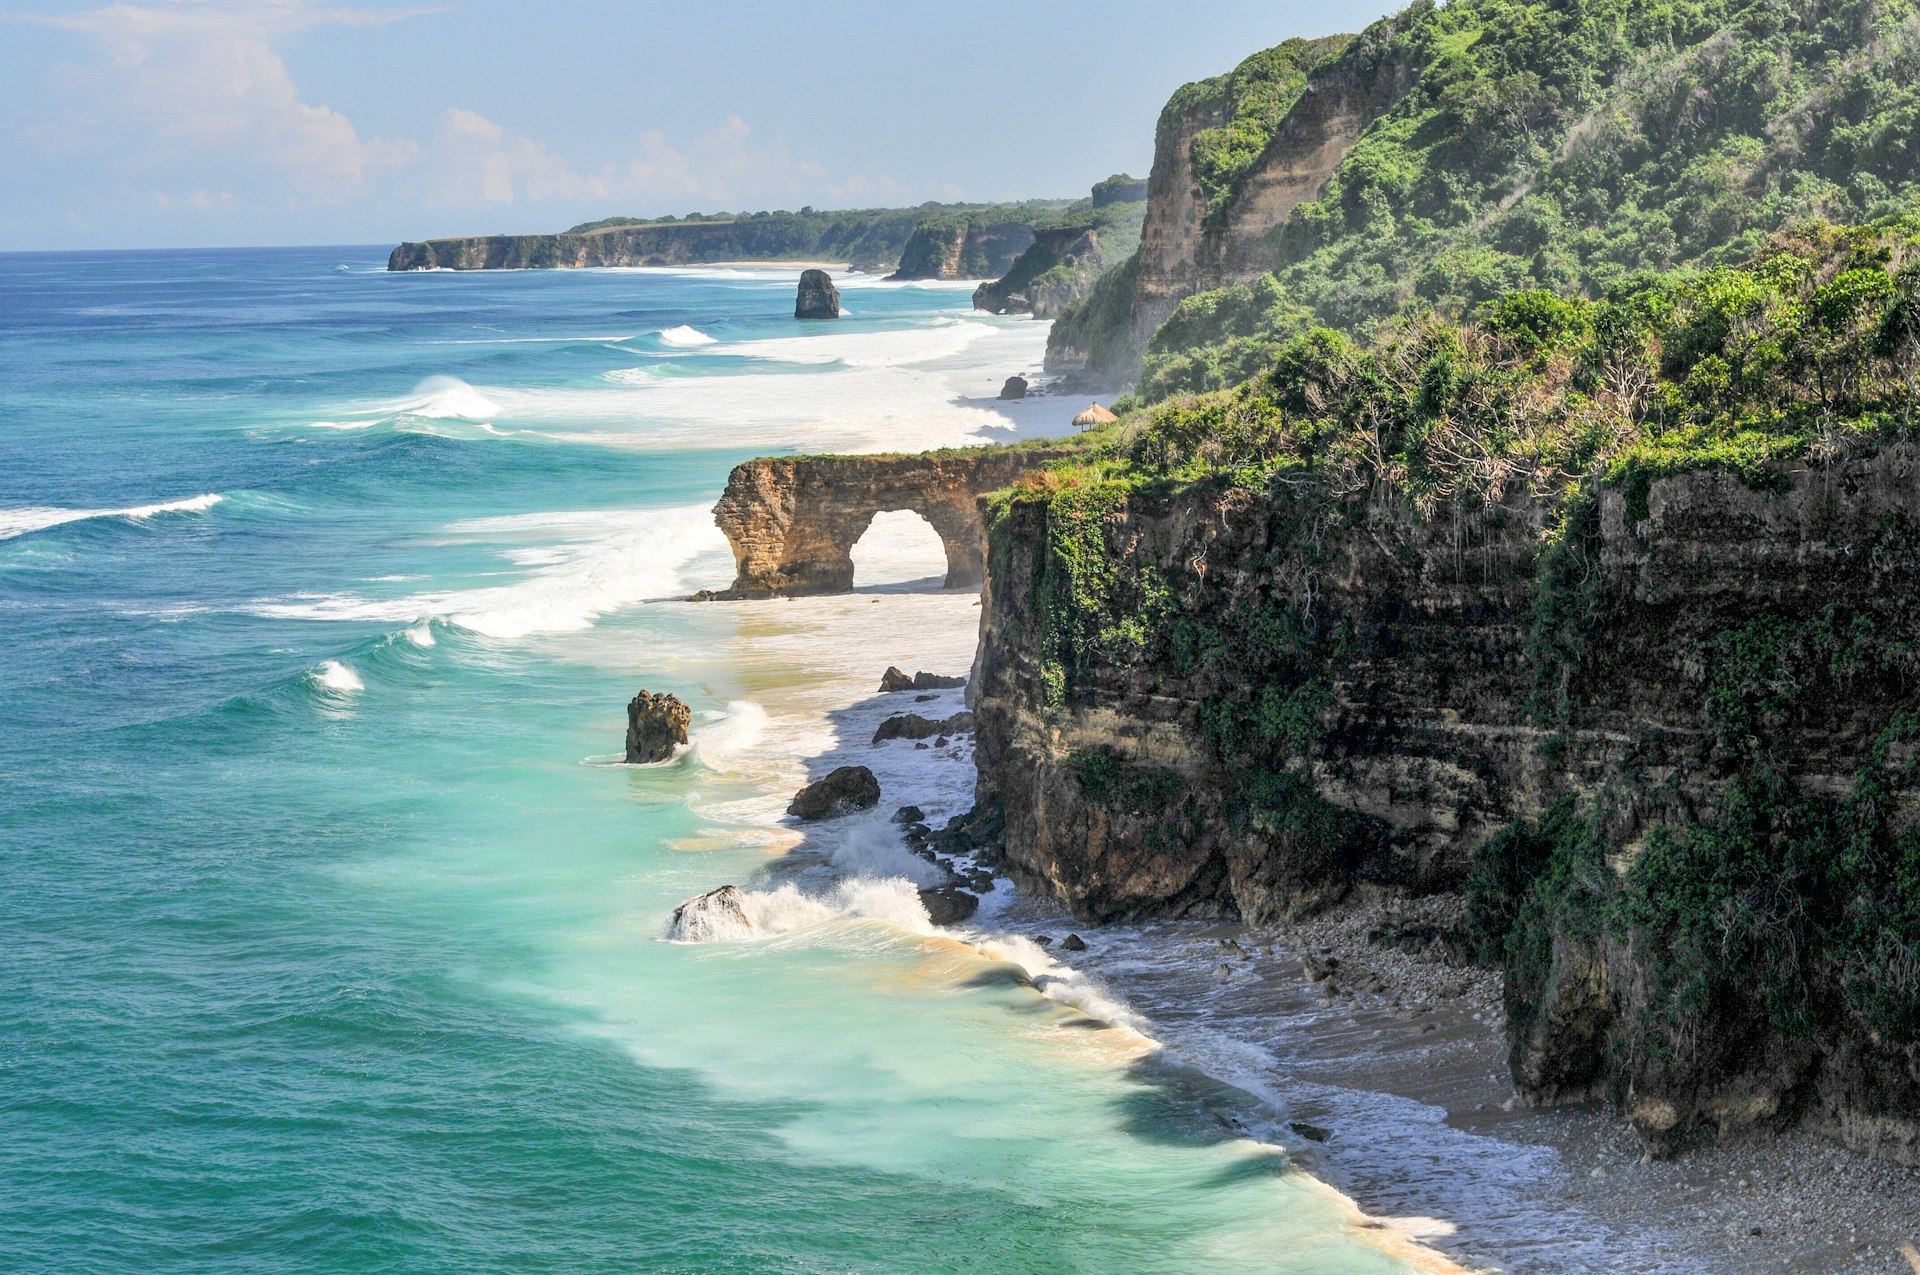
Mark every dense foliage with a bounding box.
[1099,216,1920,514]
[1131,0,1920,399]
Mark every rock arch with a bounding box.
[709,448,1070,598]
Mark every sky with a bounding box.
[0,0,1402,251]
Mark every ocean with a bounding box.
[0,246,1436,1273]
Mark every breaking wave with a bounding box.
[0,493,224,541]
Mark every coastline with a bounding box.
[677,575,1920,1275]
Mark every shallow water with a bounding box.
[0,247,1432,1273]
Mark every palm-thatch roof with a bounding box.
[1072,403,1118,429]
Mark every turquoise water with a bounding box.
[0,248,1422,1273]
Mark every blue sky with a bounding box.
[0,0,1400,251]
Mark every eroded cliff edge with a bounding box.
[971,448,1920,1163]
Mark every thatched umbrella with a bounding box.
[1073,403,1119,430]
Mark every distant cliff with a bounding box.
[972,176,1148,319]
[885,201,1074,282]
[387,202,1067,274]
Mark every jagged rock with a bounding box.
[998,375,1029,401]
[787,765,881,820]
[879,667,967,693]
[917,886,979,926]
[665,885,752,942]
[625,689,692,763]
[1060,934,1087,952]
[1289,1122,1334,1144]
[794,268,840,319]
[873,710,975,746]
[892,805,926,825]
[710,451,1072,598]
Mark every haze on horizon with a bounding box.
[0,0,1398,252]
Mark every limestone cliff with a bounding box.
[973,449,1920,1163]
[1045,25,1422,384]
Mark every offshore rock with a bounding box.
[873,711,975,746]
[787,766,881,820]
[794,269,841,320]
[879,666,916,693]
[998,375,1029,401]
[625,689,692,763]
[665,885,753,942]
[917,886,980,926]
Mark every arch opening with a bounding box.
[850,509,952,592]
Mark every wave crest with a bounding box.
[0,493,225,541]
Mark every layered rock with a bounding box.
[974,447,1920,1161]
[625,690,692,763]
[707,448,1072,598]
[794,269,840,319]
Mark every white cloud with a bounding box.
[8,0,919,238]
[27,1,419,193]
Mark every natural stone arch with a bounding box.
[849,508,958,589]
[708,448,1071,598]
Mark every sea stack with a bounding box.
[794,269,840,319]
[625,690,692,764]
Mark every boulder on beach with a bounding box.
[625,689,692,763]
[998,375,1029,401]
[665,884,753,942]
[787,765,881,820]
[795,269,841,320]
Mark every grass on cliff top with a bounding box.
[1010,213,1920,522]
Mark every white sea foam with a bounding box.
[656,324,717,347]
[691,701,769,767]
[665,877,931,943]
[246,503,727,640]
[400,375,503,421]
[0,493,224,540]
[310,659,364,693]
[402,621,436,648]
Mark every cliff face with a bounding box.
[888,219,1043,282]
[1045,25,1422,385]
[973,450,1920,1162]
[972,203,1147,319]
